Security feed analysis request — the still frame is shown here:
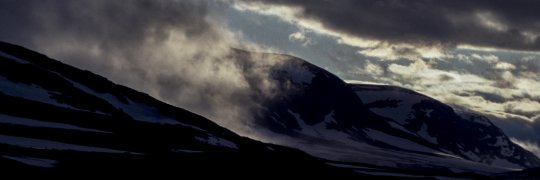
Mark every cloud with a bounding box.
[288,31,312,46]
[353,52,540,121]
[364,55,540,150]
[471,54,499,64]
[0,0,287,134]
[225,1,540,156]
[358,43,448,61]
[237,0,540,52]
[1,0,539,149]
[0,0,215,50]
[289,32,306,42]
[495,62,516,70]
[511,138,540,158]
[229,1,540,129]
[361,60,385,76]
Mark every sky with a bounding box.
[225,0,540,156]
[0,0,539,156]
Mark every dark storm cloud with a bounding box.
[0,0,221,84]
[0,0,212,50]
[0,0,286,134]
[242,0,540,51]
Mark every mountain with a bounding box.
[351,84,540,169]
[2,41,538,178]
[0,41,364,178]
[239,50,540,173]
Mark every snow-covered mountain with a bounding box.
[0,41,363,178]
[351,84,540,169]
[243,50,540,172]
[2,41,538,178]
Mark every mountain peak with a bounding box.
[1,41,537,178]
[0,41,364,178]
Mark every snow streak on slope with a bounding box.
[350,84,540,169]
[1,42,356,177]
[0,135,130,154]
[355,87,429,125]
[0,114,109,133]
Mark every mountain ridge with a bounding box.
[240,50,540,170]
[0,41,537,178]
[0,41,364,178]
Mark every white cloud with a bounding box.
[363,60,385,76]
[504,100,540,116]
[457,44,540,55]
[358,43,449,61]
[511,138,540,158]
[475,11,509,32]
[521,31,539,44]
[288,31,305,41]
[471,53,499,63]
[363,54,540,122]
[234,1,449,61]
[288,31,312,46]
[495,62,516,70]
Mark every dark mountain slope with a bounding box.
[351,84,540,169]
[237,50,540,170]
[0,41,364,178]
[2,41,537,178]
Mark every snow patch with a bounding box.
[324,110,337,124]
[355,90,428,124]
[0,76,108,114]
[364,129,436,153]
[424,109,434,117]
[81,89,179,125]
[195,135,238,149]
[388,121,412,134]
[417,123,438,144]
[490,158,522,169]
[287,109,303,126]
[473,116,492,126]
[0,51,29,64]
[254,128,511,175]
[460,150,481,162]
[70,82,206,131]
[491,136,513,157]
[3,156,57,168]
[455,110,492,127]
[0,113,110,133]
[288,109,323,137]
[0,134,131,154]
[492,136,509,147]
[479,134,492,141]
[0,76,73,109]
[288,109,306,128]
[286,110,364,146]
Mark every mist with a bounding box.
[0,0,287,135]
